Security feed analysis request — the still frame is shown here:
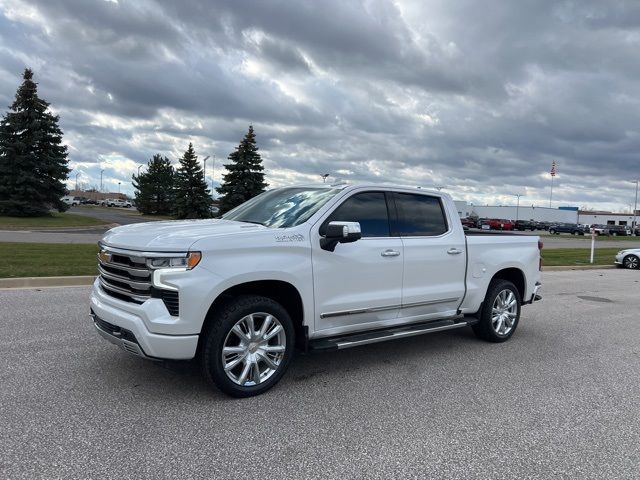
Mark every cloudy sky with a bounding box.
[1,0,639,211]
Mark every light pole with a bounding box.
[75,172,80,192]
[211,155,216,192]
[137,164,143,176]
[633,180,639,236]
[118,181,121,195]
[514,193,522,222]
[100,169,104,192]
[321,174,330,183]
[202,155,210,181]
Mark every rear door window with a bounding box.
[391,193,448,236]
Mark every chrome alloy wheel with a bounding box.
[221,312,286,387]
[491,289,518,336]
[624,255,639,269]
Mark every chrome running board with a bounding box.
[309,317,469,351]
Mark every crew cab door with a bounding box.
[311,191,403,336]
[390,192,466,320]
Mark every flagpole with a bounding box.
[549,175,553,207]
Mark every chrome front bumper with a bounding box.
[91,312,157,360]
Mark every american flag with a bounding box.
[550,161,557,177]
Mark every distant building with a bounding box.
[454,201,578,223]
[578,211,639,227]
[454,200,638,227]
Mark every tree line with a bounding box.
[133,126,267,218]
[0,69,268,218]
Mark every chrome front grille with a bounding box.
[97,248,152,304]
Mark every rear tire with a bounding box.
[623,255,639,270]
[200,295,295,397]
[472,279,521,343]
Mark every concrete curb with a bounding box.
[0,276,96,289]
[543,265,617,271]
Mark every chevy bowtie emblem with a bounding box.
[98,250,111,263]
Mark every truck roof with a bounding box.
[282,183,446,196]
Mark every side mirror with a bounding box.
[320,221,362,252]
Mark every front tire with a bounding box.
[472,279,521,342]
[200,295,295,397]
[623,255,639,269]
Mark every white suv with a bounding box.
[103,198,132,208]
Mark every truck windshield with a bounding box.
[222,187,343,228]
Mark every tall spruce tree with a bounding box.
[0,68,70,216]
[174,143,212,219]
[132,154,175,215]
[216,125,268,213]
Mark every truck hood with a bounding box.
[100,219,265,251]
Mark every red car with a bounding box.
[481,218,514,231]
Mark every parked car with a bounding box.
[515,220,536,231]
[80,198,98,205]
[604,225,631,236]
[91,184,542,397]
[548,223,587,235]
[481,218,514,231]
[102,198,132,208]
[590,224,608,235]
[615,248,640,269]
[461,217,478,229]
[61,195,80,206]
[533,221,550,231]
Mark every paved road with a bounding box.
[1,270,639,479]
[0,206,165,244]
[68,205,152,225]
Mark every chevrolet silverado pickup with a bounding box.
[91,184,542,397]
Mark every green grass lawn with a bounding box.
[541,233,640,242]
[0,242,99,278]
[542,247,621,266]
[0,212,105,228]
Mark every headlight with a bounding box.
[147,251,202,270]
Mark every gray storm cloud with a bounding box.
[0,0,638,210]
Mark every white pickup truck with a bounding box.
[91,184,542,397]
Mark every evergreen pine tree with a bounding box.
[132,154,175,215]
[174,143,212,219]
[216,125,268,214]
[0,68,70,216]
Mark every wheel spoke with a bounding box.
[264,324,282,341]
[224,352,247,371]
[251,360,261,384]
[494,317,504,333]
[506,292,515,308]
[259,315,273,337]
[223,346,245,355]
[257,351,278,370]
[237,360,251,385]
[232,324,250,341]
[246,314,257,337]
[262,345,285,353]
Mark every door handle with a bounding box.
[447,248,463,255]
[381,249,401,257]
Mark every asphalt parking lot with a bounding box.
[1,270,639,479]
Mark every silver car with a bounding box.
[615,249,640,269]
